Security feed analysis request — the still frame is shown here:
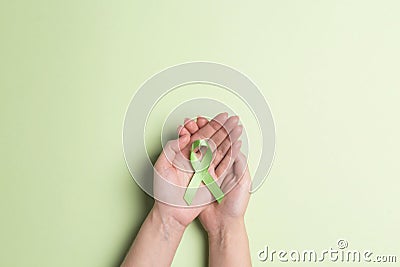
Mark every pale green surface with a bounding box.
[1,1,399,266]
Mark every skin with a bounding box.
[121,113,251,267]
[179,117,252,267]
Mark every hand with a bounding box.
[178,116,252,267]
[178,117,251,234]
[153,113,243,228]
[199,152,251,234]
[122,113,248,267]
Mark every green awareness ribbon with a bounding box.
[184,139,224,205]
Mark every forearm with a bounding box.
[208,217,251,267]
[121,205,185,267]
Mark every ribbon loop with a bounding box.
[184,139,224,205]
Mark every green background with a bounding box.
[1,1,399,266]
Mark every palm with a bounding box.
[177,115,251,232]
[199,153,251,233]
[156,157,192,187]
[153,136,204,226]
[153,113,243,227]
[175,114,249,231]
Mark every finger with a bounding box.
[218,152,249,195]
[192,112,228,140]
[180,113,228,156]
[196,116,208,129]
[234,152,247,175]
[181,116,207,135]
[234,152,250,185]
[177,125,190,137]
[220,172,235,189]
[208,163,217,180]
[209,116,239,149]
[213,125,243,166]
[215,140,242,177]
[207,162,226,188]
[184,118,199,134]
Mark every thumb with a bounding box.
[163,135,190,161]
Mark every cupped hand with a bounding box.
[153,113,242,228]
[199,152,251,234]
[178,116,251,234]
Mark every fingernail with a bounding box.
[217,112,228,119]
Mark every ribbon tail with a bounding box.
[202,173,224,203]
[183,173,203,205]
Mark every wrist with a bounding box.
[207,216,251,267]
[152,203,186,234]
[207,216,245,240]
